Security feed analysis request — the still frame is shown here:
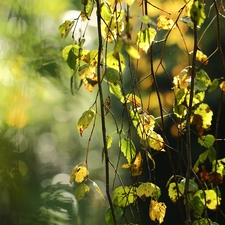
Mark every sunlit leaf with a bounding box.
[58,20,75,38]
[105,205,123,225]
[119,138,136,164]
[173,104,187,118]
[192,103,213,130]
[93,181,105,200]
[140,15,154,25]
[124,94,142,106]
[62,45,81,70]
[78,64,98,92]
[137,182,161,200]
[121,152,143,176]
[195,50,208,65]
[113,186,137,207]
[219,81,225,92]
[100,1,113,22]
[147,131,164,151]
[205,190,221,210]
[70,165,89,184]
[190,1,206,27]
[109,84,123,100]
[198,134,215,148]
[74,183,90,200]
[186,91,205,106]
[149,200,166,224]
[157,15,175,30]
[104,68,120,84]
[107,135,113,149]
[81,0,95,21]
[173,67,191,89]
[168,182,184,203]
[106,52,125,72]
[208,79,219,93]
[175,88,187,105]
[125,44,140,59]
[136,28,157,53]
[77,109,95,136]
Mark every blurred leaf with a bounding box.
[125,44,140,59]
[119,138,136,164]
[77,109,95,136]
[198,134,215,148]
[58,20,75,38]
[109,84,123,100]
[113,186,137,207]
[107,135,113,149]
[74,183,90,200]
[93,181,105,200]
[106,52,125,72]
[157,15,175,30]
[104,68,120,84]
[81,0,95,20]
[180,16,195,29]
[219,81,225,92]
[195,50,208,65]
[149,200,166,224]
[136,28,156,53]
[208,79,219,93]
[105,205,123,225]
[190,1,206,27]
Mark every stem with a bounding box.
[96,1,117,224]
[184,20,198,225]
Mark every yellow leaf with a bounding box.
[147,131,165,151]
[195,50,208,65]
[74,183,90,201]
[70,165,89,184]
[219,81,225,92]
[149,200,166,224]
[157,15,175,30]
[205,190,221,210]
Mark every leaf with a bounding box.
[107,135,113,149]
[157,15,175,30]
[180,16,195,29]
[194,69,211,91]
[136,28,157,53]
[119,138,136,164]
[192,103,213,130]
[58,20,74,38]
[93,181,105,200]
[105,205,123,225]
[104,68,120,84]
[193,150,209,172]
[219,81,225,92]
[100,1,113,22]
[137,182,161,200]
[147,131,164,151]
[205,190,221,210]
[74,183,90,201]
[81,0,94,21]
[109,84,123,100]
[106,52,125,72]
[180,178,198,192]
[198,134,215,148]
[125,44,140,59]
[168,182,184,202]
[195,50,208,65]
[77,109,95,136]
[62,45,81,70]
[173,66,191,88]
[70,165,89,184]
[124,94,142,105]
[190,1,206,27]
[113,186,137,207]
[191,190,205,215]
[208,79,219,93]
[149,200,166,224]
[193,218,218,225]
[121,152,143,176]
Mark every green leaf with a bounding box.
[107,135,113,149]
[191,190,205,215]
[180,178,198,192]
[194,69,211,91]
[208,78,219,93]
[104,68,120,84]
[77,109,95,136]
[74,183,90,201]
[190,1,206,27]
[136,28,157,53]
[119,138,136,164]
[193,219,218,225]
[198,134,215,148]
[208,146,216,162]
[180,16,194,29]
[109,84,123,100]
[58,20,75,38]
[125,44,140,59]
[168,183,184,203]
[105,205,123,225]
[81,0,94,20]
[175,88,186,105]
[100,1,113,22]
[106,52,125,72]
[137,182,161,200]
[62,45,81,70]
[93,181,105,200]
[113,186,137,207]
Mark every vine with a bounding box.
[59,0,225,224]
